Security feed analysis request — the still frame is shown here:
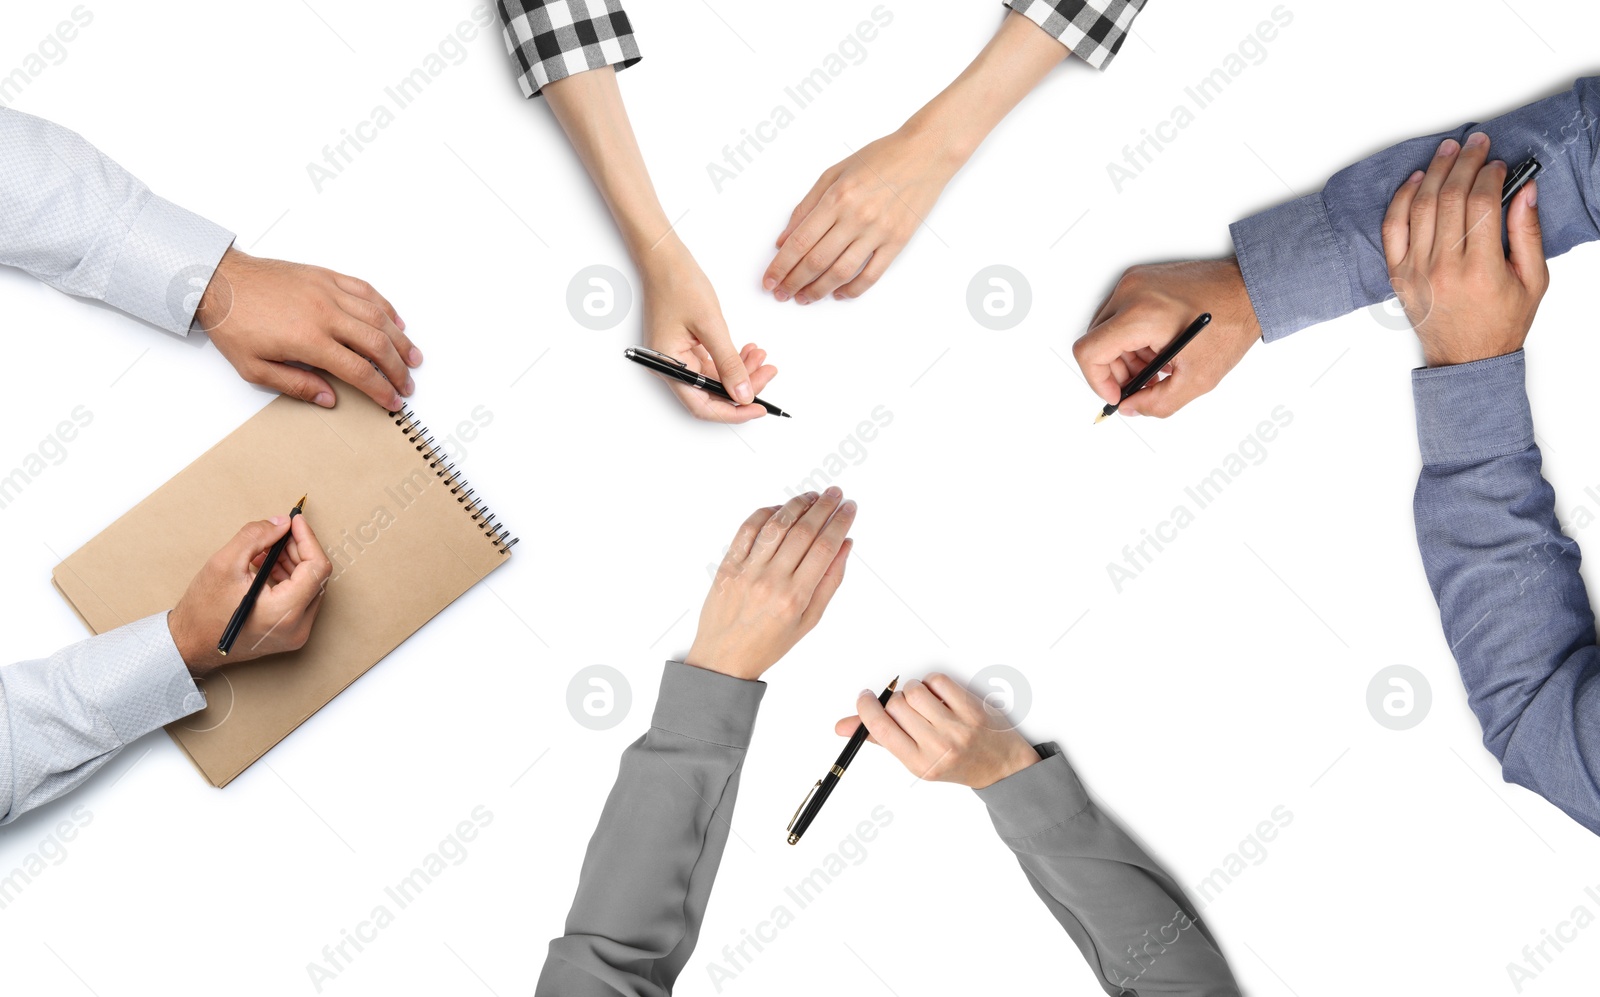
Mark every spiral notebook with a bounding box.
[51,388,517,787]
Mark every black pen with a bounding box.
[1094,313,1212,424]
[1503,157,1541,206]
[624,347,791,418]
[218,494,305,656]
[787,677,897,845]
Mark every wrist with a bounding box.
[167,609,219,677]
[194,246,243,332]
[898,107,980,175]
[973,739,1041,789]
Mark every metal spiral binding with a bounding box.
[391,407,519,554]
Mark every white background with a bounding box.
[2,0,1598,994]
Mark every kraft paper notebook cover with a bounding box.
[51,390,517,787]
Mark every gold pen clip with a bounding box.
[787,779,821,833]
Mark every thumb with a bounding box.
[1507,181,1548,291]
[258,360,337,408]
[698,321,754,405]
[835,714,862,737]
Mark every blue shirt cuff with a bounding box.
[1412,350,1534,466]
[653,660,765,748]
[1230,193,1354,343]
[102,192,234,337]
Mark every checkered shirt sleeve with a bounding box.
[1005,0,1147,69]
[497,0,642,98]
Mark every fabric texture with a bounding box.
[1,613,203,824]
[1412,350,1600,835]
[1005,0,1147,69]
[0,107,235,335]
[497,0,641,98]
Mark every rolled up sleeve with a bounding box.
[1004,0,1147,69]
[498,0,642,98]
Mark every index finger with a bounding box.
[1382,170,1424,270]
[1465,159,1509,261]
[855,689,920,761]
[1074,314,1165,405]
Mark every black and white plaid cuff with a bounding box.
[1005,0,1146,69]
[497,0,641,98]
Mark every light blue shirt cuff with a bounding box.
[103,192,234,337]
[1412,350,1534,466]
[1230,193,1355,343]
[654,661,765,748]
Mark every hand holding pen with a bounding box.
[165,506,332,676]
[834,674,1040,790]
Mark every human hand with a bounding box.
[1382,133,1547,367]
[1073,259,1262,418]
[763,124,960,304]
[642,246,778,423]
[835,673,1039,789]
[167,514,333,676]
[685,488,856,681]
[196,247,421,411]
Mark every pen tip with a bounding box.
[295,494,307,509]
[889,676,900,690]
[1094,411,1108,424]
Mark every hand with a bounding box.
[1073,259,1262,418]
[642,246,778,423]
[835,674,1039,789]
[1382,133,1547,367]
[196,247,422,411]
[763,124,960,303]
[167,514,333,676]
[685,488,856,681]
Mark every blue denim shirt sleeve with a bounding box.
[1231,78,1600,342]
[1412,351,1600,835]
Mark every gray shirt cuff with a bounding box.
[973,742,1089,838]
[103,192,235,336]
[654,661,765,748]
[1412,350,1534,466]
[1230,193,1354,343]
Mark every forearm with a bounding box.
[1413,352,1600,832]
[536,661,765,997]
[541,68,681,270]
[903,11,1069,170]
[0,614,204,824]
[976,744,1239,995]
[0,107,234,335]
[1233,77,1600,341]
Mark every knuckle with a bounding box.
[804,252,831,273]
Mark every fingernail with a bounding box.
[403,376,415,395]
[763,277,777,290]
[396,315,407,331]
[797,294,811,306]
[1528,183,1538,207]
[840,499,857,514]
[774,290,790,302]
[313,391,334,407]
[733,382,754,404]
[270,516,287,526]
[858,689,874,699]
[1407,170,1424,183]
[833,292,844,300]
[824,485,842,499]
[802,491,819,502]
[1436,138,1460,157]
[390,395,403,411]
[408,347,423,366]
[1465,131,1488,149]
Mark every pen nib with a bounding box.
[1093,411,1108,425]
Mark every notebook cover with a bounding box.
[51,389,513,787]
